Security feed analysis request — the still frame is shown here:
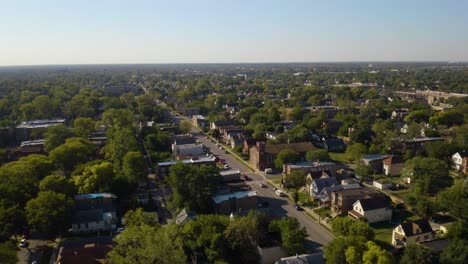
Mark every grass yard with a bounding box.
[314,207,332,218]
[0,240,18,264]
[329,152,351,164]
[371,222,395,249]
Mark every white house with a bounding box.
[373,179,393,190]
[451,151,468,173]
[392,219,435,246]
[348,196,392,224]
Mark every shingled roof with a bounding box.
[265,142,314,155]
[357,196,390,211]
[400,219,433,236]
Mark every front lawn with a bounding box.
[371,222,395,249]
[314,208,332,218]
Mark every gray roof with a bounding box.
[312,177,337,193]
[357,196,390,211]
[175,209,197,225]
[276,253,324,264]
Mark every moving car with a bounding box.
[294,204,303,211]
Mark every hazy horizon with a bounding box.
[2,0,468,66]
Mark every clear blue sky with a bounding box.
[1,0,467,65]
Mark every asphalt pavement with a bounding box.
[191,128,334,248]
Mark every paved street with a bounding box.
[191,129,334,248]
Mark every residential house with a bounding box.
[175,209,197,226]
[383,156,405,176]
[402,137,443,152]
[171,134,197,153]
[361,154,392,173]
[192,115,206,128]
[156,155,216,177]
[275,253,324,264]
[229,133,245,149]
[212,190,258,215]
[249,141,314,171]
[391,109,409,121]
[284,161,337,178]
[309,176,337,197]
[392,219,435,246]
[331,187,382,216]
[452,151,468,174]
[71,193,118,233]
[311,134,346,152]
[183,107,200,117]
[210,120,234,131]
[280,120,296,131]
[316,183,361,207]
[348,196,392,223]
[55,236,113,264]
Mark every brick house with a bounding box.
[331,187,383,216]
[248,141,314,171]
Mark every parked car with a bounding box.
[264,168,273,174]
[19,239,28,248]
[259,182,266,188]
[294,205,303,211]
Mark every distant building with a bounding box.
[284,161,337,179]
[101,83,139,96]
[71,193,117,233]
[210,120,235,131]
[15,119,66,143]
[220,169,242,182]
[183,108,200,117]
[174,143,204,158]
[373,179,393,190]
[316,183,361,208]
[383,156,405,176]
[212,190,258,215]
[401,137,443,152]
[391,109,409,121]
[249,142,314,171]
[392,219,435,247]
[171,134,197,153]
[17,139,45,156]
[175,209,197,226]
[156,156,216,177]
[55,236,113,264]
[361,154,392,173]
[192,115,206,128]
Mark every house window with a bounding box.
[424,235,428,240]
[416,236,420,242]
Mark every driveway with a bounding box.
[17,234,53,264]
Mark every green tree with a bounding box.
[404,157,451,196]
[0,201,25,241]
[331,216,374,240]
[25,191,73,234]
[122,151,147,183]
[345,143,367,162]
[440,239,468,264]
[224,215,260,263]
[362,241,393,264]
[104,127,138,170]
[400,243,439,264]
[306,149,330,161]
[44,125,74,152]
[0,241,18,264]
[424,141,457,160]
[49,137,95,173]
[274,149,300,169]
[109,224,186,264]
[73,161,115,194]
[101,108,134,128]
[123,208,158,227]
[285,171,306,188]
[73,117,96,137]
[179,120,192,134]
[182,214,229,263]
[166,163,221,213]
[437,180,468,220]
[39,173,75,197]
[269,217,307,255]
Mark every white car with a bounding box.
[19,239,28,248]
